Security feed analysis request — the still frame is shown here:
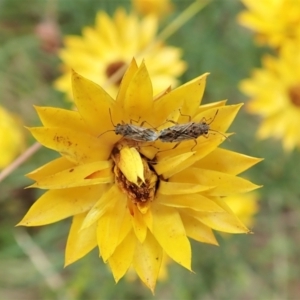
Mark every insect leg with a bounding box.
[179,109,192,122]
[129,116,141,124]
[172,142,180,150]
[140,120,156,128]
[190,139,198,151]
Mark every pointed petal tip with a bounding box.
[24,184,36,189]
[130,57,138,65]
[64,259,73,268]
[15,219,29,227]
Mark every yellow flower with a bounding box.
[132,0,173,17]
[54,8,186,100]
[224,193,259,229]
[238,0,300,47]
[240,42,300,151]
[0,106,24,169]
[19,59,261,292]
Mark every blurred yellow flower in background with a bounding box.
[0,106,24,169]
[54,8,186,100]
[240,42,300,151]
[224,192,259,228]
[19,60,261,292]
[238,0,300,47]
[132,0,173,17]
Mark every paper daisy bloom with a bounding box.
[19,59,261,292]
[240,42,300,151]
[238,0,300,47]
[54,8,186,100]
[0,106,24,169]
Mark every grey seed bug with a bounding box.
[158,110,227,150]
[98,109,159,142]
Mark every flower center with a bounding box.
[112,142,158,208]
[105,60,127,86]
[288,84,300,107]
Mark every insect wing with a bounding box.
[121,124,158,142]
[159,123,194,142]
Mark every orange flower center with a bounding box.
[105,60,127,86]
[288,84,300,107]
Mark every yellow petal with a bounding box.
[192,168,262,196]
[152,73,209,127]
[132,231,163,294]
[129,202,148,243]
[195,100,227,114]
[146,202,191,270]
[28,127,110,164]
[184,208,249,233]
[171,165,260,196]
[30,161,113,189]
[158,181,214,195]
[97,193,132,262]
[80,185,121,230]
[95,11,118,48]
[119,146,145,185]
[65,212,98,266]
[116,58,138,104]
[108,230,136,283]
[161,134,225,178]
[118,203,133,247]
[180,212,218,245]
[122,61,153,121]
[71,70,116,137]
[193,104,243,133]
[157,194,225,212]
[153,151,195,175]
[26,157,74,181]
[195,148,263,175]
[17,185,104,226]
[34,106,90,133]
[177,73,209,122]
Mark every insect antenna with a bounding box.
[207,109,219,125]
[97,108,117,138]
[108,108,117,127]
[200,109,219,125]
[209,129,229,140]
[97,129,115,138]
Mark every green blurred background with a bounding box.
[1,0,300,299]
